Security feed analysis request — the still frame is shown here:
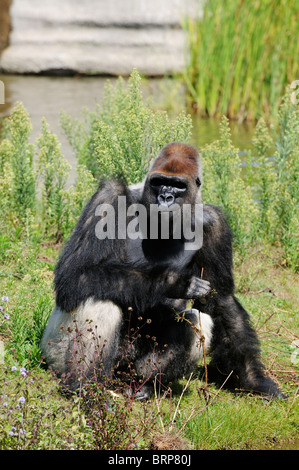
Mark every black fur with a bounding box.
[48,143,285,399]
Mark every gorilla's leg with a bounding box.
[208,295,285,399]
[131,309,213,400]
[41,299,123,390]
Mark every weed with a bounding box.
[0,365,93,450]
[60,69,193,184]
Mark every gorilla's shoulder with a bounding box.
[79,178,133,219]
[203,203,232,243]
[203,203,229,226]
[94,178,129,203]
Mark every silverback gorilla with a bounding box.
[41,143,284,399]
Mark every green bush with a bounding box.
[36,118,71,241]
[201,116,258,251]
[0,102,35,221]
[271,91,299,269]
[0,102,97,241]
[61,69,193,184]
[9,295,53,368]
[201,89,299,270]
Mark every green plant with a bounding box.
[62,163,97,238]
[201,116,258,250]
[0,102,35,220]
[252,118,276,239]
[9,295,53,368]
[184,0,299,121]
[200,89,299,270]
[60,106,97,176]
[250,90,299,270]
[0,365,93,450]
[271,91,299,269]
[36,119,71,241]
[61,69,193,184]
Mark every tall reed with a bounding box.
[184,0,299,121]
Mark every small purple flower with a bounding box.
[0,306,3,311]
[11,366,17,372]
[20,367,27,377]
[3,402,8,407]
[18,396,25,405]
[1,296,9,302]
[9,426,16,436]
[3,313,9,320]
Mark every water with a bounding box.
[0,74,115,183]
[0,74,255,183]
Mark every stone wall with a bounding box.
[0,0,200,76]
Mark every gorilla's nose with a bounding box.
[158,192,175,207]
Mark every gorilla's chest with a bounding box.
[126,237,196,270]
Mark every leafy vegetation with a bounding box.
[183,0,299,121]
[201,89,299,269]
[60,68,193,183]
[0,70,298,449]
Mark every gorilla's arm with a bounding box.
[194,204,285,398]
[68,264,209,313]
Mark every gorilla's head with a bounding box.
[142,142,202,210]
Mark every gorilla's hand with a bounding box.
[186,276,211,299]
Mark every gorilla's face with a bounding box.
[147,174,188,208]
[142,142,202,212]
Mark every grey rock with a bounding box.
[0,0,201,75]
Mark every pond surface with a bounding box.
[0,74,255,183]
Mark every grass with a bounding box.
[0,238,298,450]
[157,245,299,450]
[183,0,299,121]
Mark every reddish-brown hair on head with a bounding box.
[150,143,200,179]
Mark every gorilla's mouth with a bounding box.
[156,202,181,213]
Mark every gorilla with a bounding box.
[41,142,284,399]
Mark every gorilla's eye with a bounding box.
[150,177,166,188]
[150,177,187,191]
[174,181,188,190]
[196,177,201,187]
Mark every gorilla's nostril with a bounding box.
[158,194,166,204]
[158,193,174,206]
